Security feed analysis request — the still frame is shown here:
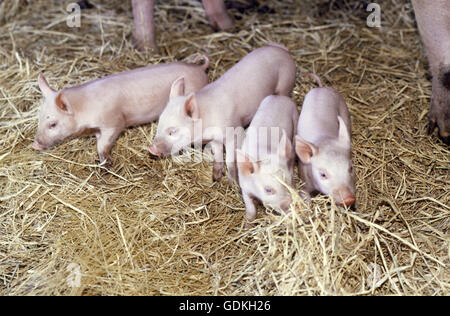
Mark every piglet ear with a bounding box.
[184,93,200,119]
[169,76,185,99]
[278,129,292,159]
[295,136,317,164]
[38,73,56,97]
[236,150,259,177]
[337,116,351,148]
[55,92,73,115]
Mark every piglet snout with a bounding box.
[148,144,162,157]
[32,140,46,151]
[339,195,355,206]
[336,187,355,206]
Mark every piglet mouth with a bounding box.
[149,142,182,158]
[31,140,47,151]
[148,148,161,157]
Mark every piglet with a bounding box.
[32,56,209,164]
[149,43,296,184]
[236,95,299,221]
[295,74,355,206]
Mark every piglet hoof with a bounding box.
[227,174,239,188]
[227,176,235,187]
[98,155,112,169]
[213,166,224,182]
[244,221,255,229]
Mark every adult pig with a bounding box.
[132,0,232,50]
[32,56,209,164]
[295,74,355,206]
[149,43,296,184]
[237,95,298,221]
[412,0,450,145]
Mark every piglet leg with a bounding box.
[201,0,233,31]
[210,140,225,181]
[225,138,240,186]
[132,0,157,51]
[96,127,123,165]
[243,193,257,222]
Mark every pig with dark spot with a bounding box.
[32,57,209,164]
[149,44,296,184]
[295,74,355,206]
[237,95,298,222]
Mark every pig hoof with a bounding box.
[132,36,158,52]
[132,26,158,52]
[207,13,233,31]
[427,66,450,145]
[428,111,450,145]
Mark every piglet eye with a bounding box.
[319,170,328,180]
[168,128,178,136]
[264,186,276,195]
[49,123,57,129]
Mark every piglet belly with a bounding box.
[115,84,169,127]
[123,98,166,127]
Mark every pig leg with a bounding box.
[132,0,157,51]
[96,127,123,165]
[412,0,450,144]
[225,139,239,186]
[298,162,313,203]
[210,140,225,181]
[243,193,257,222]
[201,0,233,31]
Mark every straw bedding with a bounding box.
[0,0,448,295]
